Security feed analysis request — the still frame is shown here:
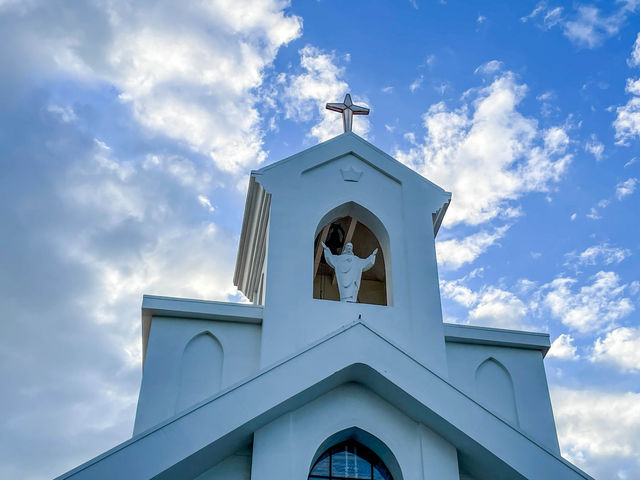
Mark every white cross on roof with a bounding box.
[326,93,369,133]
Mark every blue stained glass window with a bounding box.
[308,440,393,480]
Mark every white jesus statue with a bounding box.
[321,241,378,303]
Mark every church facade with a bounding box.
[56,117,594,479]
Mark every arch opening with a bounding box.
[308,428,401,480]
[313,202,391,306]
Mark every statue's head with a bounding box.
[343,242,354,255]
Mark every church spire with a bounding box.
[326,93,369,133]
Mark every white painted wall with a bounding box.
[445,341,560,453]
[134,316,261,435]
[256,135,451,376]
[194,449,252,480]
[250,383,459,480]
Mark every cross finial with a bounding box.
[326,93,369,133]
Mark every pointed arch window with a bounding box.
[308,440,393,480]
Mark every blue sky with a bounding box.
[0,1,639,479]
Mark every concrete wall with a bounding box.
[194,448,252,480]
[133,316,261,434]
[257,135,451,376]
[250,383,459,480]
[445,341,560,453]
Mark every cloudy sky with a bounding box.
[0,1,639,479]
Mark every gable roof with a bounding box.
[56,322,591,480]
[255,132,449,195]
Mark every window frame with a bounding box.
[308,440,393,480]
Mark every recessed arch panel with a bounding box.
[475,357,519,426]
[176,332,223,413]
[313,202,392,305]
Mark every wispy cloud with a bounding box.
[565,243,631,267]
[585,134,604,161]
[522,2,637,49]
[616,177,638,199]
[409,74,424,93]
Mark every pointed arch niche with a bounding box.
[176,332,223,413]
[475,357,519,426]
[313,202,391,306]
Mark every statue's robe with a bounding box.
[324,250,376,302]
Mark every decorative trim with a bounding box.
[340,165,363,182]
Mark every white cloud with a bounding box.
[197,195,215,213]
[382,86,394,93]
[543,271,635,333]
[441,277,535,330]
[537,90,555,101]
[551,386,640,479]
[46,104,77,123]
[523,2,636,49]
[477,15,486,24]
[547,333,579,359]
[570,212,577,221]
[627,77,640,95]
[8,0,302,172]
[544,126,570,153]
[468,287,533,330]
[474,60,503,75]
[563,6,624,48]
[410,75,424,93]
[585,134,604,161]
[521,3,563,29]
[440,278,478,308]
[436,225,509,269]
[614,37,640,144]
[283,45,369,142]
[616,177,638,199]
[614,96,640,144]
[592,327,640,372]
[586,206,602,220]
[395,71,571,226]
[425,54,436,67]
[566,243,631,267]
[628,32,640,67]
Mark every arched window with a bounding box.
[313,202,390,306]
[308,440,393,480]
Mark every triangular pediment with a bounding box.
[255,132,449,198]
[56,323,593,480]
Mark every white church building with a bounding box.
[56,96,594,480]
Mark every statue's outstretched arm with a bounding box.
[362,248,378,272]
[321,242,335,269]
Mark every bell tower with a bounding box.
[234,94,451,374]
